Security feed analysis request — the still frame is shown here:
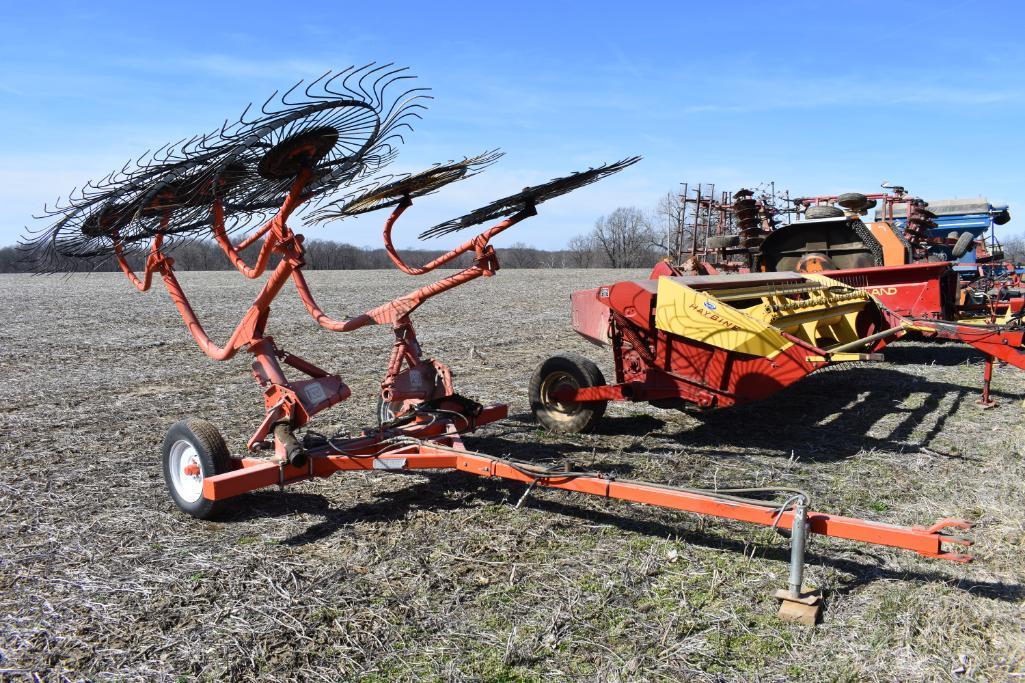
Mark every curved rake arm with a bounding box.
[210,172,311,279]
[382,199,536,275]
[110,173,314,360]
[114,227,302,361]
[109,236,297,362]
[161,255,299,360]
[211,203,279,279]
[112,214,172,292]
[293,205,536,332]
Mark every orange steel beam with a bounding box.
[201,411,972,564]
[202,404,508,499]
[450,454,972,562]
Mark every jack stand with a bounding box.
[775,500,822,625]
[977,354,997,409]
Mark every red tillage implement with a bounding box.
[25,67,973,623]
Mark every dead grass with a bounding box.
[1,269,1023,681]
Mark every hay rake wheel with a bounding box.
[312,150,503,220]
[21,65,977,624]
[417,157,642,239]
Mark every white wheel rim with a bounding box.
[169,439,204,503]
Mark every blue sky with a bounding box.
[1,0,1023,249]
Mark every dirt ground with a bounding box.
[1,268,1024,682]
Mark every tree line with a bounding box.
[0,200,670,273]
[5,196,1015,273]
[0,239,624,273]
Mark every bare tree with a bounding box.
[653,191,684,258]
[591,207,660,268]
[1001,235,1025,263]
[565,234,602,267]
[500,242,542,268]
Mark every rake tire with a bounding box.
[377,394,421,427]
[162,419,233,520]
[530,353,607,434]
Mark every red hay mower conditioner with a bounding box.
[542,265,1025,430]
[26,66,977,624]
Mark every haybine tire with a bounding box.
[805,205,844,219]
[162,419,232,520]
[952,231,975,258]
[707,234,740,249]
[530,353,607,434]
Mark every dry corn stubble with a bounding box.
[0,269,1023,681]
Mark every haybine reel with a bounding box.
[26,66,974,624]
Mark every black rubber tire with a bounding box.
[952,231,975,258]
[836,192,868,210]
[805,205,844,219]
[991,250,1005,261]
[162,419,233,519]
[529,353,607,434]
[706,234,740,249]
[993,210,1011,226]
[946,231,960,241]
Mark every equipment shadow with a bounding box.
[228,472,1023,604]
[663,366,1018,463]
[491,366,1016,464]
[883,340,991,367]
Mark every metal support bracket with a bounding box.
[775,500,823,625]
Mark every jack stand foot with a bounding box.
[774,588,822,625]
[977,398,997,409]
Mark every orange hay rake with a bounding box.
[24,65,974,623]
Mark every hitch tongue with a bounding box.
[913,518,975,562]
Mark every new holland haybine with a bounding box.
[25,64,977,624]
[534,267,1025,430]
[531,271,900,431]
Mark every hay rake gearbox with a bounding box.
[26,66,974,624]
